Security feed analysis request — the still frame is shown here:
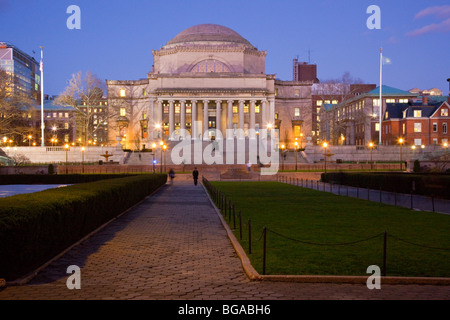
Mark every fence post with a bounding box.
[239,210,242,240]
[383,231,387,277]
[233,204,236,229]
[262,227,267,275]
[248,218,252,254]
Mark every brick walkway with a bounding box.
[1,181,449,300]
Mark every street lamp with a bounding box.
[322,142,328,173]
[159,141,164,173]
[444,142,448,154]
[152,142,157,173]
[81,146,85,173]
[398,138,404,171]
[64,144,69,174]
[369,142,374,169]
[28,135,32,147]
[294,141,298,171]
[280,144,285,171]
[163,144,167,173]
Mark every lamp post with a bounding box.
[368,142,374,170]
[28,135,32,147]
[163,144,167,173]
[159,141,164,173]
[444,142,448,154]
[398,138,404,171]
[152,143,156,173]
[64,144,69,174]
[280,144,285,171]
[294,141,298,171]
[322,142,328,173]
[81,146,85,173]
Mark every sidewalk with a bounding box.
[1,180,449,300]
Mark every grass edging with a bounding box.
[205,180,450,285]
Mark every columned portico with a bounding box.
[153,97,270,141]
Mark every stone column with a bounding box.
[215,100,222,139]
[156,100,163,139]
[261,99,267,128]
[269,98,275,127]
[238,100,245,139]
[227,100,233,139]
[203,100,209,140]
[180,100,186,139]
[169,100,175,140]
[250,100,256,139]
[191,100,198,140]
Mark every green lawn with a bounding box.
[210,181,450,277]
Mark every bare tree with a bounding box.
[0,68,35,143]
[55,71,107,145]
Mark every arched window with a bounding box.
[190,59,231,73]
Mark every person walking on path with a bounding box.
[193,167,199,186]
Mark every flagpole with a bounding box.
[379,47,382,145]
[40,47,45,147]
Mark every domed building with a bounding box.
[107,24,313,149]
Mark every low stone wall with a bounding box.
[0,166,49,175]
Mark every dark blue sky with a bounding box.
[1,0,449,96]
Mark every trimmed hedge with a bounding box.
[321,172,450,199]
[0,174,167,281]
[0,174,137,185]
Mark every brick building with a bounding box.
[382,97,450,146]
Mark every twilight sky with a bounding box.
[1,0,449,96]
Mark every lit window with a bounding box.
[413,110,422,118]
[294,108,300,117]
[244,105,249,113]
[64,122,69,129]
[386,99,396,103]
[399,99,408,103]
[120,108,126,117]
[414,139,422,146]
[186,105,191,114]
[316,100,323,106]
[324,100,331,104]
[119,89,126,97]
[233,106,238,114]
[255,105,260,113]
[65,113,69,118]
[442,108,449,117]
[175,105,180,114]
[414,123,422,132]
[294,125,301,137]
[373,99,380,107]
[403,123,406,134]
[332,100,338,104]
[375,123,380,131]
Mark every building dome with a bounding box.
[164,24,255,48]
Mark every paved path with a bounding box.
[1,181,449,300]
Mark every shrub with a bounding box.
[321,172,450,199]
[48,164,55,175]
[0,174,167,281]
